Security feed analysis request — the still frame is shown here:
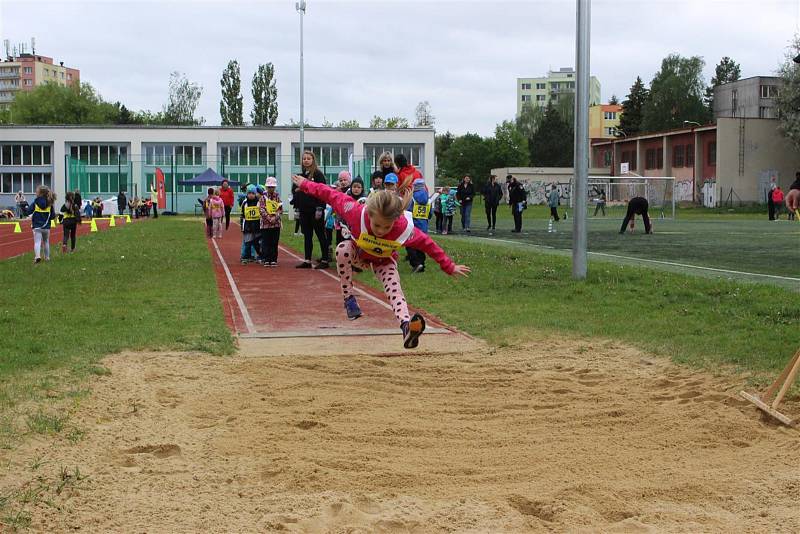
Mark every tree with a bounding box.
[705,56,741,113]
[529,102,573,167]
[9,82,119,124]
[641,54,710,132]
[251,63,278,126]
[414,101,435,127]
[220,60,243,126]
[484,121,528,189]
[385,116,409,128]
[163,71,203,125]
[776,35,800,148]
[436,133,489,184]
[609,94,619,105]
[338,119,360,128]
[618,76,649,136]
[515,103,545,145]
[555,92,575,128]
[369,115,386,128]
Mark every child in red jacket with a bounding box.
[293,174,470,349]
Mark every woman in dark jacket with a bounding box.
[507,175,527,233]
[456,175,475,232]
[482,174,503,232]
[291,150,330,269]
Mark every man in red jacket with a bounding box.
[394,153,422,194]
[219,179,235,229]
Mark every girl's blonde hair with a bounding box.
[377,151,396,172]
[301,150,319,179]
[35,185,55,206]
[366,189,413,222]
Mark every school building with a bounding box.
[590,117,800,205]
[0,126,435,212]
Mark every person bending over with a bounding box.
[619,196,652,234]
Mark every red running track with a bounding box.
[207,222,448,338]
[0,217,141,260]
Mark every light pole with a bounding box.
[572,0,590,280]
[296,0,306,162]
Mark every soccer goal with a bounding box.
[584,176,676,219]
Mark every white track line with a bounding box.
[278,245,393,311]
[212,238,255,333]
[466,235,800,283]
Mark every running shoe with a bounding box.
[344,295,362,320]
[314,261,330,270]
[401,313,426,349]
[295,261,312,269]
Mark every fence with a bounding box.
[65,155,379,213]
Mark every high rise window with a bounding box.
[760,85,777,98]
[520,83,531,90]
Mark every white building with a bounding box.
[0,126,435,212]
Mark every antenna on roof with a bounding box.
[31,37,35,55]
[3,40,9,60]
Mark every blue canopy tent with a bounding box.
[177,168,239,215]
[177,168,239,186]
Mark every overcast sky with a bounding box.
[1,0,798,135]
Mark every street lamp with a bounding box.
[296,1,307,160]
[572,0,590,280]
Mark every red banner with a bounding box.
[155,168,167,209]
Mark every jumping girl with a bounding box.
[292,174,470,349]
[27,185,56,264]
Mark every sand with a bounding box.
[2,334,799,533]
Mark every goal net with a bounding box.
[584,176,675,219]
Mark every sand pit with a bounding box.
[2,335,799,532]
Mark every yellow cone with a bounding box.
[109,216,116,227]
[51,219,56,228]
[90,219,97,232]
[13,222,21,233]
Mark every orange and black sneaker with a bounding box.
[401,314,426,349]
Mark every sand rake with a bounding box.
[740,347,800,427]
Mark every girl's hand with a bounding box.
[787,189,800,212]
[451,265,471,277]
[292,174,306,188]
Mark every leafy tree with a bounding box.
[776,35,800,148]
[369,115,386,128]
[220,60,243,126]
[436,133,489,183]
[705,56,741,113]
[641,54,710,132]
[338,119,360,128]
[251,63,278,126]
[414,101,435,127]
[515,104,545,142]
[385,116,409,128]
[9,82,119,124]
[484,121,528,189]
[608,94,619,105]
[530,102,573,167]
[618,76,649,137]
[163,72,203,125]
[555,92,575,128]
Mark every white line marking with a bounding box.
[212,238,255,333]
[467,235,800,283]
[278,245,393,310]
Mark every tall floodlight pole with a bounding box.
[296,1,306,158]
[572,0,590,279]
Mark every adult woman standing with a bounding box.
[219,179,235,229]
[291,150,330,269]
[377,151,397,178]
[508,175,527,233]
[456,175,475,232]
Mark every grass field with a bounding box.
[0,218,234,448]
[444,200,800,284]
[2,214,797,449]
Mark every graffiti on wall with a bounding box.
[675,179,694,202]
[518,181,572,205]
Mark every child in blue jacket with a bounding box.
[26,185,56,264]
[407,177,431,272]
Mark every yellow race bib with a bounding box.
[265,200,280,215]
[412,202,431,220]
[243,205,260,221]
[355,233,403,258]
